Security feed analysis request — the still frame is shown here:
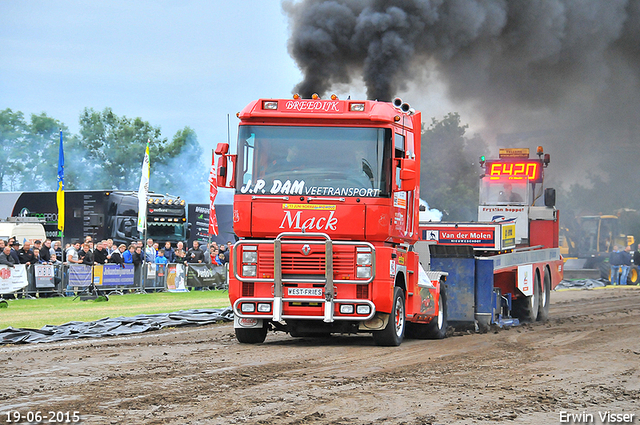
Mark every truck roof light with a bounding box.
[161,199,166,204]
[293,93,300,99]
[350,103,365,112]
[537,146,544,156]
[154,199,160,204]
[148,199,153,204]
[263,101,278,110]
[330,94,338,100]
[167,199,173,205]
[180,200,185,206]
[312,93,319,100]
[394,115,400,121]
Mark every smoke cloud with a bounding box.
[285,0,640,202]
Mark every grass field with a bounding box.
[0,290,231,330]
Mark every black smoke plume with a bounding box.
[285,0,640,216]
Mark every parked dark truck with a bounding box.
[0,191,188,246]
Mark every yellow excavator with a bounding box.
[561,213,638,284]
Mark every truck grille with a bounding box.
[257,248,355,276]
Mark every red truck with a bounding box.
[216,97,562,345]
[216,96,448,345]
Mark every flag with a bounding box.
[56,130,65,233]
[137,140,150,233]
[209,150,219,236]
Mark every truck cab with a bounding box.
[219,96,447,346]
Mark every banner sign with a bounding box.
[167,263,187,292]
[68,264,92,287]
[186,264,226,288]
[0,265,29,294]
[34,264,55,288]
[94,264,136,287]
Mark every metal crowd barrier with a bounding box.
[0,262,228,298]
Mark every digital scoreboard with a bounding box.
[485,160,543,183]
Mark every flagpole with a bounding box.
[137,140,151,293]
[57,129,65,258]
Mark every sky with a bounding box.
[0,0,461,206]
[1,1,299,151]
[0,1,459,149]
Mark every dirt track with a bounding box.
[1,286,639,425]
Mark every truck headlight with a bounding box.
[257,303,271,312]
[243,251,257,263]
[241,303,255,313]
[357,266,371,279]
[356,252,372,266]
[243,265,257,277]
[356,305,371,315]
[339,304,354,314]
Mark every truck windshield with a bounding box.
[147,222,186,242]
[479,178,528,206]
[236,126,392,197]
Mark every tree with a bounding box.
[73,108,206,197]
[0,108,28,191]
[420,113,488,221]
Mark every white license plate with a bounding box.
[287,287,323,297]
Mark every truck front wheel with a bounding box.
[235,325,267,344]
[372,287,405,346]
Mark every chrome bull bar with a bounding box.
[232,232,376,323]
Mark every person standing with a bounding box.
[10,241,21,265]
[619,245,632,285]
[163,241,175,263]
[81,243,94,265]
[174,241,186,263]
[109,244,126,266]
[93,241,108,264]
[186,241,204,264]
[609,245,622,285]
[145,238,156,263]
[634,244,640,267]
[0,245,15,267]
[123,245,135,264]
[18,241,36,265]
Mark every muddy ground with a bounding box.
[1,286,639,425]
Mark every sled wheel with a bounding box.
[513,273,540,322]
[537,269,551,322]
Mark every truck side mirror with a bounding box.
[400,158,417,191]
[215,143,237,189]
[544,188,556,207]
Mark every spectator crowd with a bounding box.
[0,236,233,297]
[0,236,232,268]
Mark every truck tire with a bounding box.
[537,269,551,322]
[235,325,267,344]
[372,287,405,346]
[513,273,540,322]
[406,283,448,339]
